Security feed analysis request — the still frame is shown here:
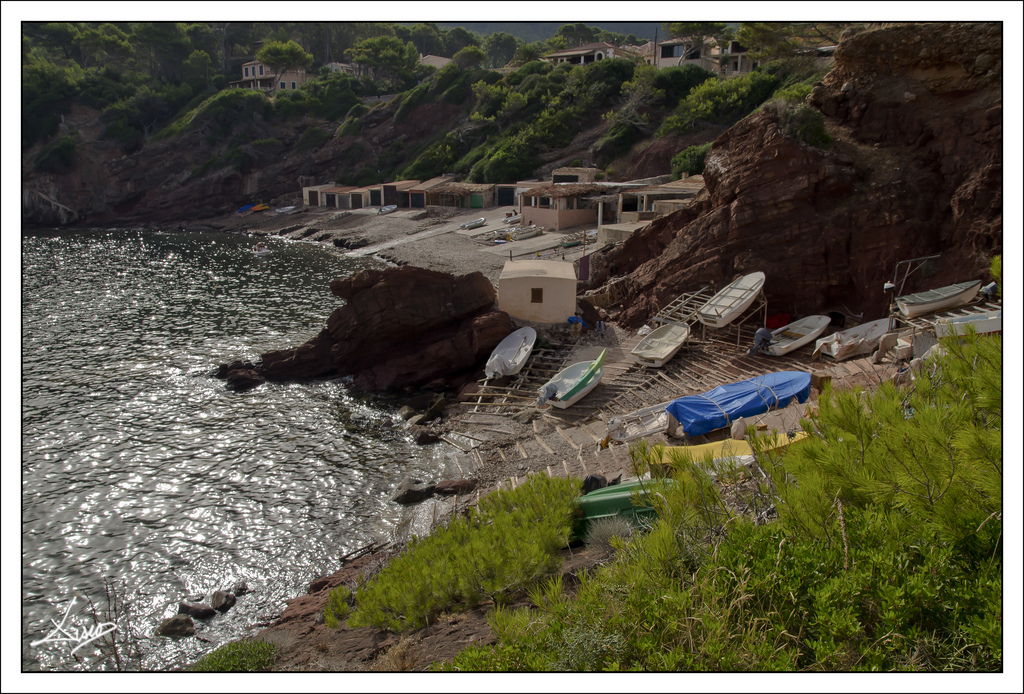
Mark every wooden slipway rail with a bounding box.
[446,316,901,496]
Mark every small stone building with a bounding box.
[498,260,577,325]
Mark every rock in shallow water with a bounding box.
[156,614,195,638]
[391,477,436,505]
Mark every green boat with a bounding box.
[569,478,675,543]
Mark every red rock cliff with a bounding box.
[591,22,1002,329]
[259,266,512,391]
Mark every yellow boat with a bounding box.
[650,431,808,475]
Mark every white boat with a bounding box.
[697,272,766,328]
[252,248,271,256]
[537,349,606,409]
[763,315,832,356]
[934,309,1002,338]
[377,205,398,215]
[896,280,982,318]
[606,401,673,442]
[484,327,537,379]
[460,217,486,230]
[510,225,542,241]
[631,323,691,367]
[504,212,523,225]
[812,318,890,361]
[275,205,297,214]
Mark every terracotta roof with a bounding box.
[522,182,607,198]
[544,42,617,58]
[432,182,495,195]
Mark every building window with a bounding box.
[280,82,286,90]
[291,81,296,89]
[531,288,543,304]
[258,64,264,76]
[244,66,250,77]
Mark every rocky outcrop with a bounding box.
[259,266,513,391]
[156,614,195,638]
[591,22,1001,329]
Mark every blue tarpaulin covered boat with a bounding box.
[665,371,812,437]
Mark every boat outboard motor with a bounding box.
[537,383,559,407]
[580,474,608,495]
[748,327,774,356]
[981,281,998,301]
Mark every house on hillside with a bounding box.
[541,42,632,66]
[233,60,311,92]
[641,37,757,76]
[498,260,578,325]
[420,54,452,70]
[324,61,359,76]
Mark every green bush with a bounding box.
[324,584,351,628]
[294,126,330,152]
[659,71,781,136]
[670,142,713,178]
[762,99,831,148]
[34,135,77,172]
[191,639,277,672]
[348,475,578,632]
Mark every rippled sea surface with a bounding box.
[21,228,452,671]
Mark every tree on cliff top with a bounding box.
[256,39,313,91]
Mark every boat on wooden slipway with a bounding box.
[484,327,537,379]
[665,371,812,438]
[697,272,766,328]
[896,280,982,318]
[537,349,606,409]
[631,323,691,367]
[762,315,832,356]
[812,318,890,361]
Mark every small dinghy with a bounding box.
[896,280,982,318]
[631,323,691,367]
[460,217,486,230]
[537,349,606,409]
[509,225,541,241]
[503,212,522,225]
[762,315,831,356]
[377,205,398,215]
[934,309,1002,338]
[812,318,890,361]
[275,205,297,214]
[697,272,766,328]
[484,327,537,379]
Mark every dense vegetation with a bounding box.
[23,21,845,188]
[434,306,1002,671]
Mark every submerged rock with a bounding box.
[433,479,476,496]
[156,614,195,638]
[178,602,217,620]
[210,591,236,613]
[391,477,435,505]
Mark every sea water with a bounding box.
[19,228,450,670]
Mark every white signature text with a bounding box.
[30,597,118,656]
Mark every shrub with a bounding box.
[762,99,831,148]
[191,639,277,672]
[294,126,331,152]
[34,135,77,173]
[324,584,351,628]
[348,475,578,632]
[670,142,713,178]
[659,71,781,136]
